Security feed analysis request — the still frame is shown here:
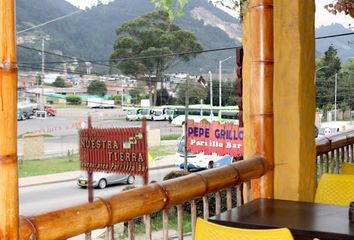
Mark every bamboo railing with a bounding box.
[0,0,19,239]
[316,130,354,177]
[19,156,267,240]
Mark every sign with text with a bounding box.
[186,120,244,156]
[79,125,148,176]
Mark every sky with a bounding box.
[65,0,353,28]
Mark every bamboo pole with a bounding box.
[248,0,274,198]
[0,0,19,239]
[19,157,267,239]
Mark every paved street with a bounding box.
[19,166,178,216]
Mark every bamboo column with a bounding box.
[248,0,274,198]
[0,0,19,239]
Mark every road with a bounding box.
[17,108,181,136]
[19,166,178,216]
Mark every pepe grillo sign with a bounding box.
[186,119,244,156]
[79,124,148,177]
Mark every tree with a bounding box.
[110,10,203,106]
[337,58,354,109]
[176,81,208,105]
[66,95,81,105]
[128,81,149,104]
[151,0,188,22]
[52,76,67,88]
[87,80,107,97]
[156,88,176,106]
[316,45,341,109]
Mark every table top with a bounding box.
[209,198,354,240]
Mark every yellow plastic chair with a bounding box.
[195,218,294,240]
[341,162,354,175]
[315,173,354,206]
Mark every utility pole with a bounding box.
[184,77,189,173]
[219,56,234,107]
[41,37,45,110]
[334,72,338,121]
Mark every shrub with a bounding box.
[66,95,81,105]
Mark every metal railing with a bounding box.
[316,130,354,177]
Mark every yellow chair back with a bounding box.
[195,218,294,240]
[315,173,354,206]
[341,162,354,175]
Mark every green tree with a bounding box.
[52,76,67,88]
[316,45,341,109]
[150,0,188,22]
[108,95,122,105]
[338,58,354,109]
[110,10,203,106]
[66,95,81,105]
[176,81,207,105]
[87,80,107,97]
[156,88,176,106]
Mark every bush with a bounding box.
[108,95,122,105]
[66,95,81,105]
[163,170,238,217]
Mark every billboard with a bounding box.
[79,126,148,177]
[186,120,243,156]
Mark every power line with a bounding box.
[16,10,83,34]
[315,32,354,40]
[19,46,240,65]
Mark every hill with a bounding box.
[16,0,241,74]
[16,0,353,75]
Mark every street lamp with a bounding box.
[219,56,234,107]
[208,71,213,107]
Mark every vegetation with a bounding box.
[316,45,353,111]
[52,76,68,87]
[108,95,122,105]
[156,88,177,106]
[65,95,81,105]
[87,80,107,97]
[110,10,203,106]
[160,134,181,141]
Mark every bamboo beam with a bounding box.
[248,0,274,199]
[19,157,267,239]
[0,0,19,239]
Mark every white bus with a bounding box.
[171,105,239,126]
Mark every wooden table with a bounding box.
[209,198,354,240]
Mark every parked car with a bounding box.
[44,105,56,116]
[77,171,135,189]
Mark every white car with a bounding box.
[77,171,135,189]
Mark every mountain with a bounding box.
[315,24,354,64]
[16,0,353,76]
[16,0,241,74]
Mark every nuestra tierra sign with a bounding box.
[79,124,148,176]
[186,119,244,156]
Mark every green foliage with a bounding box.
[156,88,176,106]
[316,45,342,109]
[66,95,81,105]
[151,0,189,22]
[87,80,107,97]
[52,76,67,87]
[176,81,208,105]
[108,95,122,105]
[110,10,203,105]
[128,81,149,104]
